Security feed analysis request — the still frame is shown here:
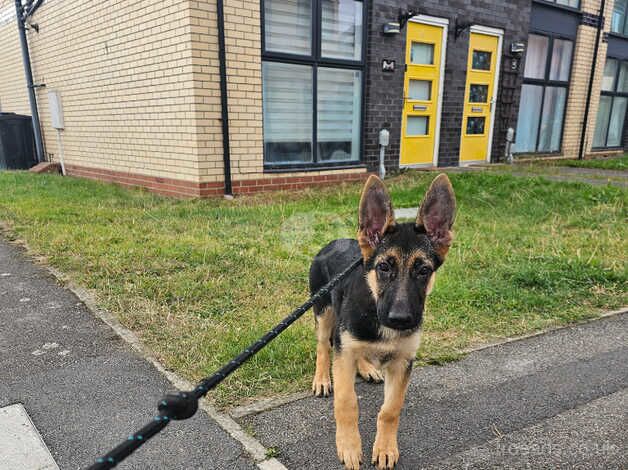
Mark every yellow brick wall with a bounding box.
[2,0,216,182]
[0,4,30,115]
[220,0,265,181]
[562,0,613,158]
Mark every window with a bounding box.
[593,58,628,148]
[472,51,492,71]
[514,33,573,153]
[470,84,489,103]
[540,0,580,8]
[467,117,486,135]
[262,0,364,168]
[410,43,434,65]
[407,116,429,136]
[611,0,628,36]
[408,80,432,100]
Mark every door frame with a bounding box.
[459,25,503,166]
[400,15,449,168]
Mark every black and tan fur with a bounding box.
[309,174,456,469]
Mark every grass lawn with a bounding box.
[0,171,626,408]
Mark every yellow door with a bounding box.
[460,32,499,163]
[400,22,444,166]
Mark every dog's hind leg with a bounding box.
[312,306,335,397]
[371,358,412,469]
[357,356,384,383]
[333,348,362,470]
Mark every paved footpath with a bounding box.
[491,164,628,188]
[239,313,627,469]
[0,240,258,469]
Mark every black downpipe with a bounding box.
[579,0,606,160]
[14,0,45,163]
[217,0,232,196]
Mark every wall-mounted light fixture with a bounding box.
[454,17,472,40]
[383,7,419,35]
[510,42,526,71]
[383,22,400,34]
[511,42,525,55]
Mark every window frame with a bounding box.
[593,57,628,150]
[260,0,367,172]
[515,31,574,154]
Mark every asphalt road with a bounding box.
[241,313,627,469]
[0,240,256,469]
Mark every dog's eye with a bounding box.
[416,266,432,276]
[377,262,391,273]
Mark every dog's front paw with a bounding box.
[357,358,384,383]
[312,373,332,397]
[336,431,362,469]
[371,438,399,469]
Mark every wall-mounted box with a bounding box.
[48,91,64,130]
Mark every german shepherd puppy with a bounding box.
[309,174,456,469]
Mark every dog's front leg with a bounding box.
[372,358,412,469]
[333,349,362,469]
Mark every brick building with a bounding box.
[0,0,626,197]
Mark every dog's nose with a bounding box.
[388,308,413,328]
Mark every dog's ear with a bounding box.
[416,174,456,259]
[357,175,396,260]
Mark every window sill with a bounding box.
[513,151,563,156]
[590,147,625,152]
[264,163,366,174]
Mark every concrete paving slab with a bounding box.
[240,314,627,469]
[393,208,418,220]
[429,389,627,469]
[0,404,59,470]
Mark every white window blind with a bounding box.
[262,62,313,163]
[321,0,363,60]
[264,0,312,55]
[317,68,361,162]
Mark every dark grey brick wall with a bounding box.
[363,0,531,169]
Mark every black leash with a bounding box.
[87,257,362,469]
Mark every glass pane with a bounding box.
[470,84,489,103]
[467,117,486,135]
[264,0,312,55]
[524,34,549,79]
[593,96,612,147]
[618,62,628,93]
[407,116,429,136]
[612,0,627,34]
[514,84,543,153]
[607,97,628,146]
[317,68,361,162]
[549,39,573,81]
[410,43,434,65]
[602,59,618,92]
[262,62,313,164]
[472,51,491,71]
[556,0,579,7]
[408,80,431,100]
[538,87,567,152]
[321,0,363,60]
